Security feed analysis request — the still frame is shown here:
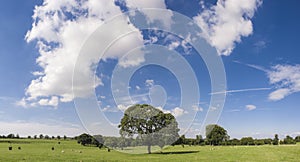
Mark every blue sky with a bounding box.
[0,0,300,139]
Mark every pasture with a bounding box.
[0,139,300,161]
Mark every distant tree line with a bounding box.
[0,134,68,140]
[74,124,300,150]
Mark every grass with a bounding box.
[0,139,300,161]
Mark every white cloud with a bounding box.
[254,40,267,49]
[23,0,145,107]
[267,64,300,101]
[167,40,181,50]
[268,88,290,101]
[136,86,141,90]
[38,96,59,107]
[171,107,187,117]
[194,0,262,55]
[192,105,204,112]
[101,105,119,112]
[118,48,145,68]
[234,62,300,101]
[117,104,128,112]
[145,79,154,87]
[125,0,173,29]
[245,104,256,111]
[157,106,187,117]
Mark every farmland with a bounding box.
[0,139,300,161]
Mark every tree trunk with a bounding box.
[147,145,151,154]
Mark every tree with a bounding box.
[39,134,44,139]
[229,138,240,145]
[263,138,273,145]
[93,135,104,148]
[57,135,61,139]
[283,135,296,144]
[240,137,254,145]
[63,135,67,140]
[7,134,15,138]
[295,136,300,142]
[76,133,93,146]
[118,104,180,154]
[273,134,279,145]
[195,135,204,145]
[104,137,118,148]
[206,124,229,146]
[174,135,186,145]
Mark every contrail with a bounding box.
[233,60,269,73]
[210,87,271,95]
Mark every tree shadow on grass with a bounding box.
[153,151,199,154]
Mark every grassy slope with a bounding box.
[0,139,299,162]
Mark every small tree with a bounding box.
[263,138,273,145]
[7,134,15,138]
[63,135,67,140]
[39,134,44,139]
[295,136,300,142]
[230,138,240,145]
[93,135,104,148]
[195,135,204,145]
[76,133,93,146]
[241,137,255,145]
[273,134,279,145]
[283,135,296,144]
[206,124,229,146]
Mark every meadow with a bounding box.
[0,139,300,162]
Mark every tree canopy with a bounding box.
[118,104,180,153]
[206,124,229,146]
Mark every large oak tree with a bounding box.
[118,104,179,153]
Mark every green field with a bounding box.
[0,139,300,162]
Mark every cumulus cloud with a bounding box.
[157,106,187,117]
[22,0,263,108]
[125,0,173,29]
[23,0,166,107]
[235,62,300,101]
[167,40,181,50]
[194,0,262,55]
[267,64,300,101]
[145,79,154,87]
[38,96,59,107]
[117,104,128,112]
[192,105,204,112]
[245,104,256,111]
[171,107,187,117]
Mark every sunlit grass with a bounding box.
[0,139,299,161]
